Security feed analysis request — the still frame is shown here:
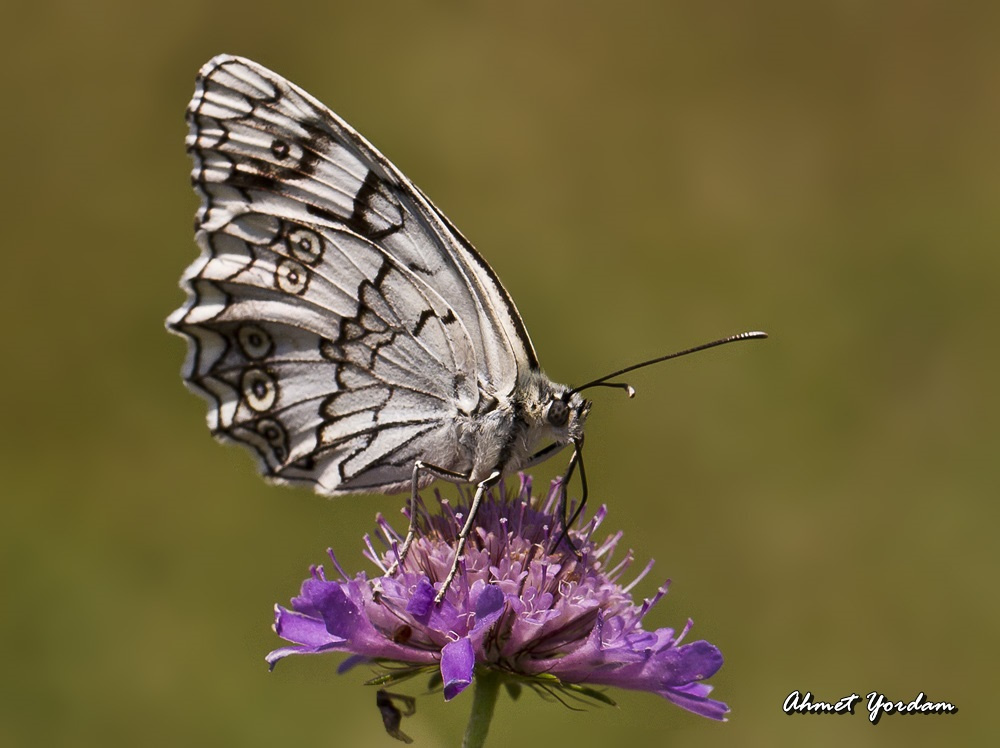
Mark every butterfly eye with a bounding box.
[547,399,569,428]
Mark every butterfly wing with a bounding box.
[168,55,539,494]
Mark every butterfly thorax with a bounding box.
[456,370,590,484]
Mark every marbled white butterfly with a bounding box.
[167,55,765,597]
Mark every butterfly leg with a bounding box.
[552,439,588,555]
[524,440,587,553]
[386,460,470,577]
[435,469,502,603]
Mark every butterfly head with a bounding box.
[542,387,591,446]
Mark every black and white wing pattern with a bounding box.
[167,55,559,495]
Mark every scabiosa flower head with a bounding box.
[268,475,728,733]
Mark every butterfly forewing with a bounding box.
[169,55,556,495]
[193,56,536,379]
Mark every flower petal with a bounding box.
[440,637,475,700]
[661,682,730,721]
[471,583,506,633]
[311,581,361,639]
[273,605,344,648]
[656,641,724,686]
[405,578,435,617]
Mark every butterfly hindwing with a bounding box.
[169,55,539,494]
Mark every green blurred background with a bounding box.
[3,1,997,746]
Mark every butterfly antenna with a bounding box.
[585,381,637,398]
[571,330,768,395]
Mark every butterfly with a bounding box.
[167,55,765,598]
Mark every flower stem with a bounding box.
[462,668,501,748]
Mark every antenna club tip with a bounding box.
[626,385,636,398]
[742,330,768,340]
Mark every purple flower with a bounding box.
[268,475,728,722]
